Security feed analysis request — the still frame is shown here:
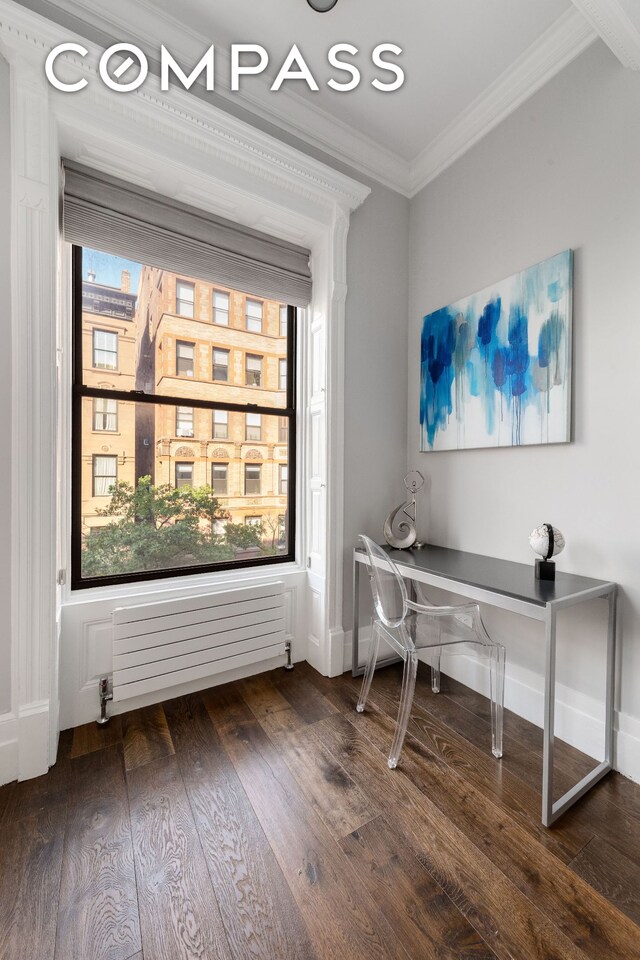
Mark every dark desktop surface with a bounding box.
[372,542,612,607]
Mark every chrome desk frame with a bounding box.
[352,547,617,827]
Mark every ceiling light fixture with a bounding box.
[306,0,339,11]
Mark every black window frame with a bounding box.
[72,245,297,590]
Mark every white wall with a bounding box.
[0,53,11,716]
[407,42,640,778]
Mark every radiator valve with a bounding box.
[97,676,113,726]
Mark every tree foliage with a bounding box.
[81,476,249,577]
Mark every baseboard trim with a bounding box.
[342,630,640,784]
[0,713,18,787]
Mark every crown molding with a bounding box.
[570,0,640,69]
[14,0,412,195]
[8,0,603,199]
[408,8,598,197]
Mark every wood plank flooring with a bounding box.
[1,661,639,960]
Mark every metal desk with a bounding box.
[352,543,617,827]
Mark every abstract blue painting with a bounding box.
[420,250,573,452]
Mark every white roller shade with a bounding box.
[63,161,312,307]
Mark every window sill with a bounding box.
[63,559,306,605]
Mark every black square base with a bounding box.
[535,559,556,581]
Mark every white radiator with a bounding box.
[112,581,286,702]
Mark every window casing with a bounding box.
[93,397,118,431]
[245,354,262,387]
[93,454,117,496]
[246,299,263,333]
[176,280,195,318]
[176,406,194,437]
[93,329,118,370]
[213,290,229,325]
[175,462,193,488]
[176,340,195,377]
[213,348,229,382]
[246,413,262,441]
[72,246,297,590]
[211,463,228,494]
[244,464,261,495]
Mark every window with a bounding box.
[245,354,262,387]
[175,462,193,488]
[211,463,228,494]
[279,358,287,391]
[176,340,195,377]
[213,290,229,325]
[245,299,263,333]
[280,305,288,338]
[73,245,297,588]
[211,410,229,440]
[244,464,261,495]
[246,413,261,441]
[93,455,117,496]
[176,406,194,437]
[213,348,229,382]
[213,409,228,439]
[176,280,195,318]
[279,464,288,495]
[93,329,117,370]
[278,515,286,542]
[93,397,118,431]
[245,515,262,527]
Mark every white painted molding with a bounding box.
[571,0,640,69]
[9,0,605,197]
[409,8,598,196]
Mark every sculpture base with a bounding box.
[535,559,556,581]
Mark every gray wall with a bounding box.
[407,43,640,735]
[0,54,11,715]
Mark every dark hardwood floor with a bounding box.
[1,661,640,960]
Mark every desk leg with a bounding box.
[352,555,360,677]
[542,587,617,827]
[542,606,557,827]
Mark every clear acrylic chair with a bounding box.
[356,535,505,769]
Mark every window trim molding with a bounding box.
[1,0,369,781]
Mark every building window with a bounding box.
[212,409,228,439]
[73,245,297,588]
[213,348,229,382]
[176,406,194,437]
[176,280,195,318]
[278,515,286,542]
[93,397,118,431]
[211,462,228,494]
[175,462,193,488]
[245,353,262,387]
[213,290,229,325]
[92,455,117,496]
[279,305,288,338]
[176,340,195,377]
[246,413,261,441]
[93,329,118,370]
[245,299,263,333]
[245,515,262,527]
[279,358,287,391]
[279,464,288,495]
[244,464,261,495]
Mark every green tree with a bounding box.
[224,522,263,550]
[82,476,235,577]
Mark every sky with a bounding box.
[83,247,143,294]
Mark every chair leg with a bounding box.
[489,644,505,759]
[431,649,441,694]
[356,622,381,713]
[388,650,418,769]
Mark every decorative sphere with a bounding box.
[529,523,565,560]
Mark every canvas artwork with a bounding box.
[419,250,573,452]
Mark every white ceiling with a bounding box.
[27,0,640,194]
[151,0,571,162]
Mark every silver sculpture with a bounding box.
[383,471,425,549]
